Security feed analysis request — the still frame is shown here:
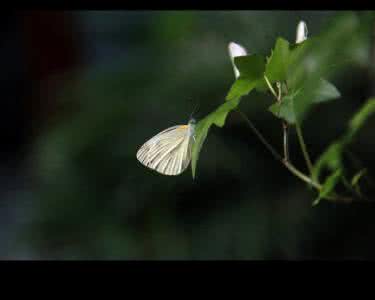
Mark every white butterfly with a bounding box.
[136,118,196,176]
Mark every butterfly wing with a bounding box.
[136,125,194,176]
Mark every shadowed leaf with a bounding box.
[268,94,296,124]
[191,97,241,178]
[226,55,266,101]
[351,169,367,187]
[312,169,342,206]
[313,78,341,103]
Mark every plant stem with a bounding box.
[283,161,321,190]
[282,81,313,176]
[276,82,290,163]
[236,109,358,203]
[236,110,282,162]
[295,122,314,175]
[264,78,291,163]
[264,75,278,99]
[236,109,320,189]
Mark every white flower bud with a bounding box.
[296,21,308,44]
[228,42,248,79]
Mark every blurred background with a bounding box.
[1,10,375,259]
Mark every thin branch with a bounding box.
[236,109,319,189]
[264,75,278,99]
[295,122,314,175]
[276,82,290,163]
[236,109,358,204]
[282,81,313,175]
[236,110,282,162]
[283,161,321,190]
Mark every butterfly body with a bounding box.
[136,118,196,176]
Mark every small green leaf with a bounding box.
[268,94,296,124]
[226,55,265,101]
[292,73,324,123]
[312,169,342,206]
[191,121,210,179]
[191,97,241,178]
[312,98,375,183]
[286,12,365,122]
[226,78,260,102]
[284,77,340,123]
[286,38,315,90]
[234,55,266,79]
[312,142,344,183]
[313,78,341,103]
[265,37,290,83]
[351,169,367,187]
[268,89,302,124]
[347,97,375,140]
[226,55,266,101]
[341,174,353,191]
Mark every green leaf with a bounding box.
[347,97,375,140]
[286,13,365,123]
[226,55,266,101]
[234,55,266,79]
[313,78,341,103]
[286,38,315,90]
[226,78,260,102]
[351,169,367,187]
[288,38,314,66]
[292,76,340,123]
[292,73,325,123]
[268,94,296,124]
[264,37,290,83]
[268,89,303,124]
[312,142,344,183]
[312,98,375,184]
[191,97,241,178]
[312,169,342,206]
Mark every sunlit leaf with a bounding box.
[226,78,261,102]
[268,77,339,124]
[264,37,290,83]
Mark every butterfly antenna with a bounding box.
[189,100,200,120]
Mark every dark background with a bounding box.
[1,10,375,259]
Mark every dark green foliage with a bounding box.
[19,11,375,260]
